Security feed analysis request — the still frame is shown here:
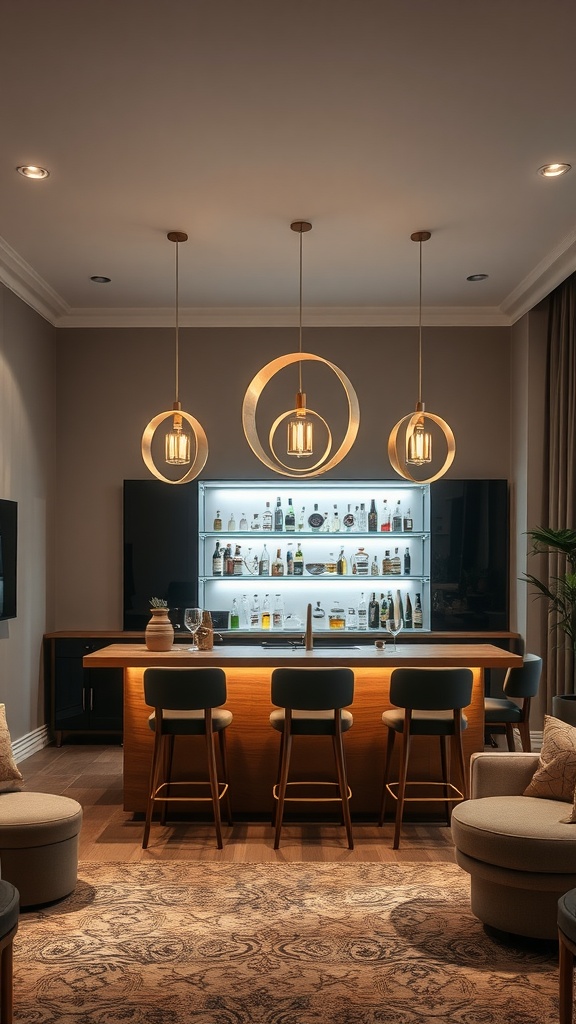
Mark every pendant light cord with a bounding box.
[174,241,180,406]
[298,227,303,395]
[417,239,423,407]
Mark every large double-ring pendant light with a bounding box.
[241,221,360,478]
[141,231,208,484]
[387,231,455,483]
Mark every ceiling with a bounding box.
[2,0,576,329]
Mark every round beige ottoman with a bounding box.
[0,792,82,907]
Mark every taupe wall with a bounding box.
[54,324,512,630]
[0,286,56,741]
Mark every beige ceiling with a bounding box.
[1,0,576,328]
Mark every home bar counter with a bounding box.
[83,642,522,817]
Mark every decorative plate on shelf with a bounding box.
[305,563,326,575]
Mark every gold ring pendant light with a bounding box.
[242,221,360,478]
[387,231,455,484]
[141,232,208,484]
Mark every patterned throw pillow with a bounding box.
[0,704,23,792]
[524,716,576,820]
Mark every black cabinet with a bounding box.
[45,635,130,745]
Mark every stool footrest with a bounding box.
[273,780,352,804]
[153,781,229,804]
[386,781,464,803]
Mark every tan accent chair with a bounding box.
[451,751,576,939]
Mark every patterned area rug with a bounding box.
[15,860,559,1023]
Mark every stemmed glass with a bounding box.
[386,617,404,652]
[184,607,202,651]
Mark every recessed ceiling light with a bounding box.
[90,276,111,284]
[537,163,571,178]
[467,274,489,282]
[16,165,50,179]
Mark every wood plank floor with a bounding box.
[20,742,457,864]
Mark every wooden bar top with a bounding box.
[84,642,521,670]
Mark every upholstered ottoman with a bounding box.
[0,792,82,907]
[451,751,576,939]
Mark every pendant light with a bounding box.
[387,230,455,484]
[141,232,208,485]
[242,220,360,479]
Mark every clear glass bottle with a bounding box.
[250,594,260,628]
[312,600,326,624]
[352,547,369,575]
[325,551,337,574]
[357,592,367,630]
[347,606,357,630]
[262,501,273,531]
[357,503,367,531]
[258,544,270,576]
[381,499,390,532]
[251,513,261,530]
[322,512,330,532]
[273,594,284,629]
[331,504,341,532]
[227,512,236,531]
[297,505,306,531]
[371,555,379,576]
[392,548,401,574]
[230,598,240,629]
[239,512,248,531]
[329,602,346,630]
[241,594,250,627]
[392,500,402,532]
[261,594,271,630]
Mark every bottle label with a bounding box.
[308,512,324,530]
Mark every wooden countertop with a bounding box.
[83,642,522,670]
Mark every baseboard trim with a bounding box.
[13,724,50,763]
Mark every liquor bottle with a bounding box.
[250,594,260,628]
[313,600,326,622]
[414,593,423,628]
[322,512,330,532]
[241,594,250,627]
[392,547,401,574]
[227,512,236,531]
[261,594,271,630]
[404,593,413,629]
[273,594,284,629]
[368,498,378,532]
[395,588,404,624]
[286,542,294,575]
[246,547,258,575]
[343,504,355,531]
[239,512,248,531]
[337,547,347,575]
[387,591,394,623]
[250,513,261,530]
[347,606,357,630]
[223,543,234,576]
[308,503,324,532]
[380,593,388,627]
[230,598,240,630]
[357,503,367,531]
[212,542,223,576]
[371,556,379,576]
[258,544,270,576]
[381,499,390,532]
[403,507,414,532]
[214,510,222,531]
[274,497,284,531]
[285,498,295,531]
[357,592,368,630]
[382,550,392,575]
[368,592,380,629]
[262,501,273,531]
[294,542,304,575]
[272,547,284,576]
[331,504,341,532]
[297,506,306,531]
[233,544,243,575]
[404,547,411,575]
[392,500,402,532]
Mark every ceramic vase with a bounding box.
[145,607,175,652]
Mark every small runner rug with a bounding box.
[15,860,559,1023]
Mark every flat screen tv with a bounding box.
[0,500,17,620]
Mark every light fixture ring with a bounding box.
[269,405,333,473]
[388,410,455,484]
[142,408,208,485]
[242,351,359,479]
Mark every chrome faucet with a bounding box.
[305,602,313,651]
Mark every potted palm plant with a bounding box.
[522,526,576,721]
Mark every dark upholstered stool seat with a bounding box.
[270,708,353,735]
[147,707,233,734]
[484,653,541,752]
[558,888,576,1024]
[0,880,19,1024]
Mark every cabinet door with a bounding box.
[53,655,90,730]
[87,669,123,731]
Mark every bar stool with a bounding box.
[270,667,354,850]
[0,880,19,1024]
[378,667,473,849]
[484,653,542,751]
[559,888,576,1024]
[142,667,233,850]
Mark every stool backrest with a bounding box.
[390,667,473,711]
[271,667,354,711]
[143,667,226,710]
[503,653,542,698]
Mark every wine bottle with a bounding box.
[337,547,347,575]
[227,512,236,531]
[273,594,284,629]
[357,592,368,630]
[286,542,294,575]
[392,500,402,532]
[357,503,367,531]
[392,547,401,574]
[272,547,284,576]
[258,544,270,576]
[262,501,273,531]
[230,598,240,629]
[214,510,222,531]
[380,593,388,627]
[212,542,223,576]
[285,498,295,531]
[368,592,380,629]
[405,593,413,629]
[331,504,341,532]
[381,499,390,532]
[233,544,243,575]
[294,542,304,575]
[387,591,394,623]
[404,547,411,575]
[368,498,378,532]
[261,594,271,630]
[403,507,414,532]
[308,503,323,532]
[414,593,423,628]
[274,497,283,531]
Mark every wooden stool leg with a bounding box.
[205,716,223,850]
[272,727,286,826]
[274,723,293,850]
[559,929,574,1024]
[142,727,163,849]
[439,735,451,825]
[454,711,468,800]
[161,735,175,826]
[505,723,516,751]
[333,718,353,850]
[218,729,233,826]
[378,728,396,826]
[518,720,532,752]
[393,716,411,850]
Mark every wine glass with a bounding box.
[386,617,404,652]
[184,607,202,651]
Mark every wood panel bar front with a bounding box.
[83,644,522,816]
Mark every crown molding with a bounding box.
[501,225,576,323]
[0,235,69,324]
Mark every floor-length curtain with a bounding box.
[545,272,576,698]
